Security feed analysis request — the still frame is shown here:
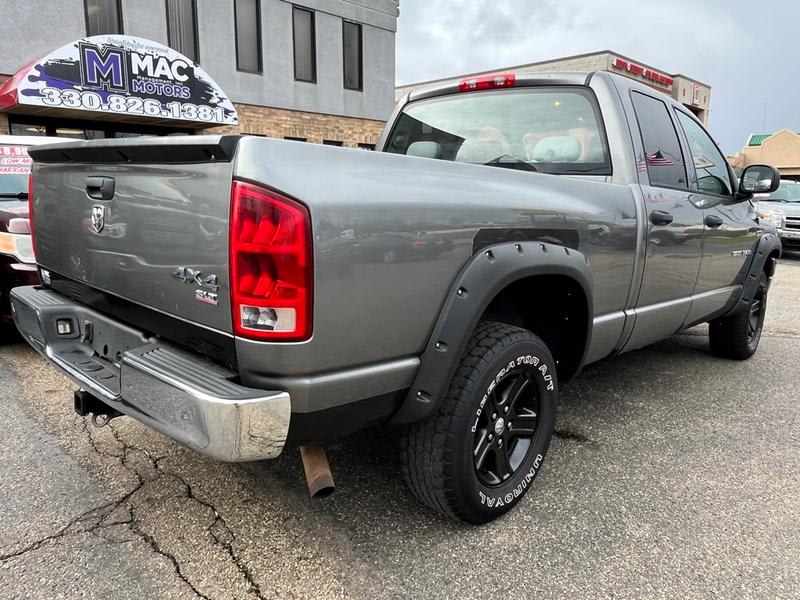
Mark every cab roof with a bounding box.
[406,72,593,104]
[402,71,691,119]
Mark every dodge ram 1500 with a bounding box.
[12,71,781,523]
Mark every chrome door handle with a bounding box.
[649,210,674,226]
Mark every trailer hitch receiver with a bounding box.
[74,389,123,428]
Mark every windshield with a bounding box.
[760,180,800,202]
[0,145,31,198]
[385,87,612,175]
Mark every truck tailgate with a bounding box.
[29,136,238,334]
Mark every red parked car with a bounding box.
[0,135,66,332]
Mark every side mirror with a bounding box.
[738,164,781,197]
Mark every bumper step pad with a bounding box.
[10,285,291,461]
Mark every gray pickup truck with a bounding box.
[12,71,781,523]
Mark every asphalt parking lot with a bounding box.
[1,258,799,600]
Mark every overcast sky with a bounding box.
[395,0,799,155]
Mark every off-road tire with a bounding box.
[401,321,557,524]
[709,271,768,360]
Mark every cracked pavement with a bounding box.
[1,257,799,599]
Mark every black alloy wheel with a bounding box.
[473,371,539,487]
[401,321,557,523]
[709,271,769,360]
[747,286,765,344]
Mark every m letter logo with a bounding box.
[79,42,127,92]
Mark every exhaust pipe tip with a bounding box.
[299,445,335,499]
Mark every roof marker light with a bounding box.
[458,73,516,93]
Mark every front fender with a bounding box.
[724,231,781,317]
[390,241,593,425]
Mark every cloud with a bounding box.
[397,0,795,153]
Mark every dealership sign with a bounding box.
[611,57,674,88]
[0,35,237,126]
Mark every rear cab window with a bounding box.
[630,91,688,189]
[385,87,612,175]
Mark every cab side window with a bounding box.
[674,110,732,196]
[630,91,688,189]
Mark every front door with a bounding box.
[623,91,704,351]
[672,109,760,325]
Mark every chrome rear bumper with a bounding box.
[10,285,290,462]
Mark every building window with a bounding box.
[342,21,362,91]
[358,143,376,151]
[284,136,307,142]
[10,122,47,136]
[166,0,199,62]
[8,115,191,139]
[85,0,123,35]
[323,140,343,146]
[235,0,262,72]
[293,7,316,83]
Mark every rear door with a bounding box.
[623,91,704,351]
[672,109,760,324]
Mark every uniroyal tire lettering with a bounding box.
[478,453,544,508]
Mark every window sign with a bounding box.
[0,145,32,176]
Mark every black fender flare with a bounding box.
[724,231,781,317]
[390,241,594,426]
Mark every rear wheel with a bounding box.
[401,321,557,524]
[709,272,768,360]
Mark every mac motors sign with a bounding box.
[3,35,237,125]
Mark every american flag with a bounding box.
[645,150,674,166]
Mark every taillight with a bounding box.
[27,172,36,260]
[229,181,312,341]
[458,73,516,93]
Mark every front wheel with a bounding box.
[709,271,768,360]
[401,322,557,524]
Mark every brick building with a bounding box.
[0,0,399,148]
[396,50,712,125]
[729,130,800,180]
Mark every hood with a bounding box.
[0,202,30,232]
[0,201,29,232]
[756,201,800,218]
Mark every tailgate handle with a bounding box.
[85,176,115,200]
